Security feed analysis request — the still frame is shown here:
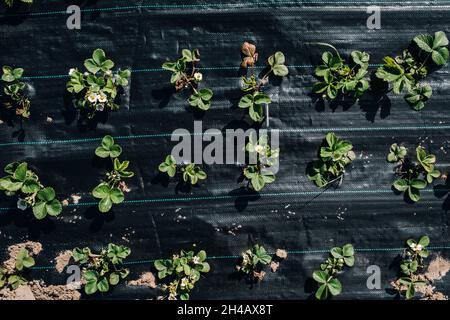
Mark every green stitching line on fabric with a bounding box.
[28,245,450,270]
[5,1,450,18]
[1,124,449,148]
[1,188,444,211]
[21,64,383,80]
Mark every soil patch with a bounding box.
[128,272,157,288]
[3,241,42,273]
[54,250,73,273]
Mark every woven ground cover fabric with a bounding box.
[0,0,450,299]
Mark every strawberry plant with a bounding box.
[66,49,131,119]
[236,244,272,282]
[154,249,210,300]
[307,132,355,188]
[312,44,370,100]
[395,236,429,299]
[312,244,354,300]
[376,31,448,110]
[158,155,207,185]
[1,66,31,119]
[238,42,288,122]
[0,248,34,290]
[0,162,62,219]
[92,135,134,213]
[71,243,130,295]
[387,144,440,202]
[242,133,279,191]
[162,49,213,111]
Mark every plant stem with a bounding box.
[256,68,273,91]
[418,51,432,72]
[323,174,344,188]
[183,73,198,94]
[309,42,342,61]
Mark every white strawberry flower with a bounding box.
[168,293,177,300]
[193,256,201,264]
[68,68,76,76]
[98,92,107,103]
[194,72,203,82]
[180,277,189,289]
[254,144,265,154]
[87,93,98,103]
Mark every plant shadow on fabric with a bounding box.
[151,85,177,109]
[0,106,26,141]
[309,91,357,113]
[358,73,392,122]
[0,1,31,26]
[384,254,406,299]
[433,176,450,211]
[154,155,206,195]
[151,168,190,192]
[81,154,119,232]
[151,87,207,120]
[63,88,116,132]
[0,206,55,239]
[228,186,261,212]
[83,204,116,233]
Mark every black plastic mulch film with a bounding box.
[0,0,449,300]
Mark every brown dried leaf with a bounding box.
[270,261,279,272]
[241,42,256,57]
[241,56,256,68]
[253,270,266,281]
[241,42,258,68]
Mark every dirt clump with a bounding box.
[0,281,81,300]
[424,256,450,282]
[0,242,81,300]
[3,241,42,272]
[275,249,288,260]
[391,262,449,301]
[128,272,157,288]
[29,281,81,300]
[54,250,73,273]
[0,285,35,300]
